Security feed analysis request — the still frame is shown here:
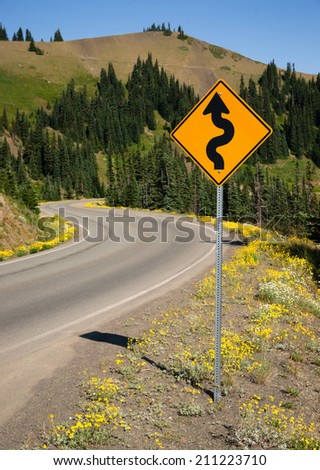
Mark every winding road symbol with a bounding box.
[170,79,272,186]
[203,92,234,170]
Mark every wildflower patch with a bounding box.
[41,235,320,450]
[237,395,320,449]
[0,216,75,260]
[45,377,129,449]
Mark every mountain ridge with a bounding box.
[0,30,315,117]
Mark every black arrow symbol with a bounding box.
[203,92,234,170]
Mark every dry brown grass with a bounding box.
[1,30,316,123]
[0,31,295,113]
[0,195,37,250]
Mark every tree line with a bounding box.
[144,23,172,36]
[0,55,319,239]
[0,23,63,42]
[143,23,188,40]
[0,55,197,205]
[143,23,187,39]
[240,61,320,167]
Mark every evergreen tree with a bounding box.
[0,23,8,40]
[16,27,24,41]
[310,129,320,167]
[16,150,27,184]
[239,75,247,101]
[53,29,64,41]
[226,179,243,220]
[0,138,10,170]
[28,39,37,52]
[25,29,33,41]
[0,108,8,129]
[177,25,187,40]
[19,181,39,212]
[306,213,320,243]
[0,139,17,197]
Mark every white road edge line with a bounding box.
[1,225,217,355]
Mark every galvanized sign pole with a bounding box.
[214,185,223,401]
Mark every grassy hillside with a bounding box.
[0,194,37,251]
[1,31,318,221]
[261,155,320,194]
[0,194,76,260]
[0,31,279,119]
[0,40,97,118]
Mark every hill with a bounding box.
[0,31,319,241]
[0,30,305,117]
[0,194,37,251]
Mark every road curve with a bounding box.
[0,200,224,426]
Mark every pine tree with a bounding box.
[177,25,187,40]
[43,175,55,201]
[19,181,39,212]
[0,138,10,170]
[0,23,8,40]
[125,171,141,208]
[191,165,207,215]
[0,140,17,197]
[239,75,247,101]
[16,150,27,184]
[16,27,24,41]
[53,29,63,41]
[0,108,8,129]
[252,158,267,227]
[310,129,320,167]
[25,29,33,41]
[226,179,243,220]
[28,39,37,52]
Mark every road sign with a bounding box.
[170,79,272,185]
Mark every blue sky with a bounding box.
[1,0,319,74]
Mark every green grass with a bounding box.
[209,45,227,59]
[0,68,60,116]
[96,152,108,187]
[95,111,167,187]
[126,111,167,155]
[0,68,97,120]
[231,52,245,62]
[262,155,320,193]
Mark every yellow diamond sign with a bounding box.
[170,79,272,186]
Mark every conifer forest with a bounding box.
[0,55,319,240]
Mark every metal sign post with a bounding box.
[214,185,223,401]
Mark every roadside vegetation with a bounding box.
[0,195,75,261]
[42,230,320,450]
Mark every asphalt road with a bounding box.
[0,200,224,426]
